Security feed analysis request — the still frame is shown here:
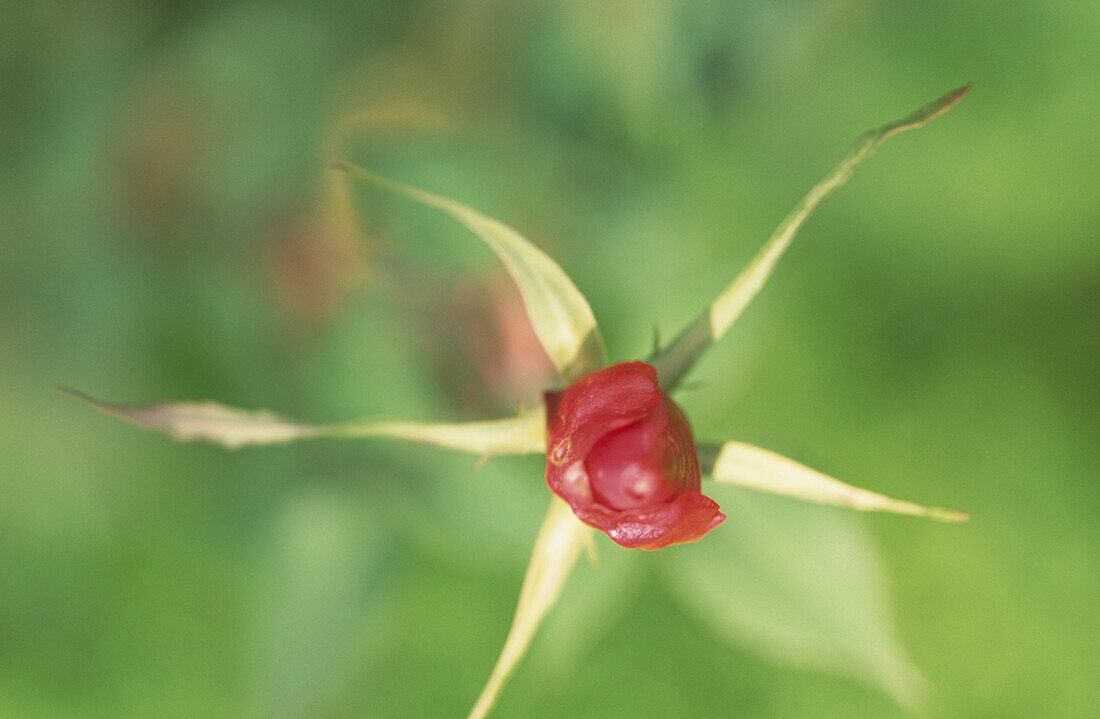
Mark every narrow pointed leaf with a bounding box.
[60,386,545,455]
[468,498,590,719]
[59,386,323,449]
[652,85,971,389]
[700,441,967,522]
[336,163,606,381]
[662,487,930,710]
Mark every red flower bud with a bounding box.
[545,361,726,550]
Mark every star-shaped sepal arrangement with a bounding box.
[66,85,970,719]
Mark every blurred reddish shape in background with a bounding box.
[113,92,203,235]
[431,272,557,413]
[264,174,369,330]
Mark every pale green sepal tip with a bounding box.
[57,385,322,449]
[60,385,547,457]
[703,440,969,523]
[334,162,606,382]
[467,497,590,719]
[653,85,970,390]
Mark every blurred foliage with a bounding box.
[1,1,1097,718]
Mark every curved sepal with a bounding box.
[336,163,606,382]
[60,386,545,456]
[699,441,967,522]
[468,497,590,719]
[651,85,971,389]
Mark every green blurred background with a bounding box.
[2,1,1097,717]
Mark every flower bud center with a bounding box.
[585,420,681,510]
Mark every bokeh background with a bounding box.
[2,1,1097,717]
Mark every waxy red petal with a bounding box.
[545,361,725,550]
[574,491,726,550]
[546,361,660,458]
